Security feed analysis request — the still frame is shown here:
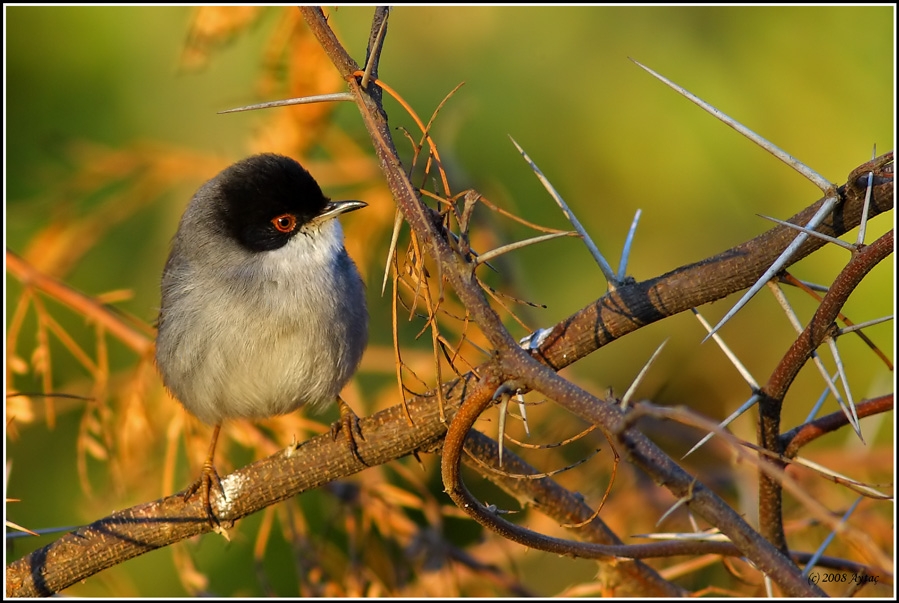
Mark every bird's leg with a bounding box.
[330,397,368,466]
[184,422,224,526]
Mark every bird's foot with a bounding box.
[184,460,226,533]
[330,397,368,466]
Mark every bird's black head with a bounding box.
[212,154,329,253]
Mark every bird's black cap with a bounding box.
[212,153,334,253]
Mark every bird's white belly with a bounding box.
[180,312,348,424]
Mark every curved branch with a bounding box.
[461,429,684,597]
[757,230,894,550]
[781,394,894,458]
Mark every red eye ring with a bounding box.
[271,213,297,233]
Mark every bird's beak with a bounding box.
[310,200,367,227]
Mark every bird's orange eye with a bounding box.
[271,214,297,233]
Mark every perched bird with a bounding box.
[155,153,368,523]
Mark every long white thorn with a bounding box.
[856,144,877,247]
[767,283,862,438]
[683,393,760,458]
[757,214,854,251]
[692,308,759,389]
[825,337,863,439]
[219,92,354,114]
[629,58,845,340]
[474,232,576,266]
[703,194,839,340]
[620,339,668,410]
[629,58,835,193]
[618,209,642,282]
[836,315,894,336]
[509,136,618,285]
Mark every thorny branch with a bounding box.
[6,7,893,598]
[781,394,893,458]
[300,6,892,598]
[758,231,893,552]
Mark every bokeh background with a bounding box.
[5,6,894,596]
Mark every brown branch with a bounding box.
[531,152,894,373]
[461,429,684,597]
[757,230,894,550]
[468,428,894,585]
[445,356,827,595]
[765,230,893,403]
[780,272,894,371]
[5,379,460,597]
[781,394,894,458]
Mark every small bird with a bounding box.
[155,153,368,524]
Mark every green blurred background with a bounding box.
[5,6,894,596]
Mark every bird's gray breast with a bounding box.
[156,221,367,424]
